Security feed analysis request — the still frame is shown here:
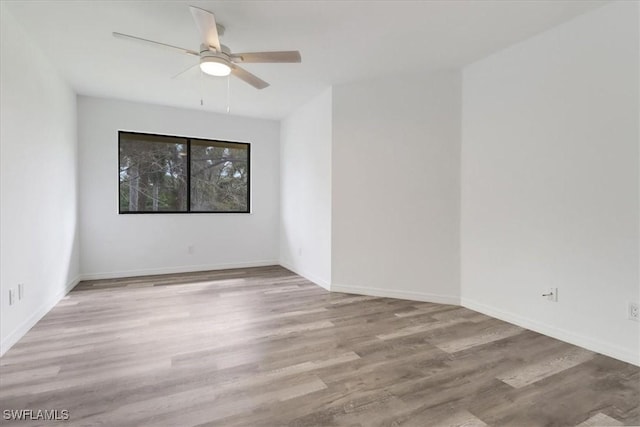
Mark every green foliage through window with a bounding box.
[119,132,249,213]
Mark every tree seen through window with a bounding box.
[118,132,249,213]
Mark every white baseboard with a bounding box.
[461,297,639,367]
[279,261,331,291]
[0,275,80,357]
[331,283,460,306]
[80,260,280,281]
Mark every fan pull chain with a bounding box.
[200,70,205,106]
[226,75,231,114]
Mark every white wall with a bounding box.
[78,96,280,279]
[461,1,640,365]
[331,71,462,304]
[280,88,332,289]
[0,6,80,355]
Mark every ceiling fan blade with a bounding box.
[189,6,221,52]
[113,32,198,56]
[231,51,301,63]
[171,63,200,79]
[231,65,269,90]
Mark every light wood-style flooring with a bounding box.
[0,266,638,426]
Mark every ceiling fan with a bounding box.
[113,6,301,90]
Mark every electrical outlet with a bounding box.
[629,302,639,321]
[8,289,15,306]
[18,284,24,300]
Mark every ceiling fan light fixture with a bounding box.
[200,56,231,76]
[113,6,300,89]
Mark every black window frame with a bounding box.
[118,130,251,214]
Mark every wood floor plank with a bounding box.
[0,266,637,427]
[577,412,625,426]
[376,317,468,340]
[497,347,595,388]
[393,303,454,317]
[432,410,488,427]
[434,323,523,353]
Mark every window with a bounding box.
[118,131,250,213]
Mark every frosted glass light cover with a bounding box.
[200,59,231,76]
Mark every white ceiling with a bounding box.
[5,0,607,120]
